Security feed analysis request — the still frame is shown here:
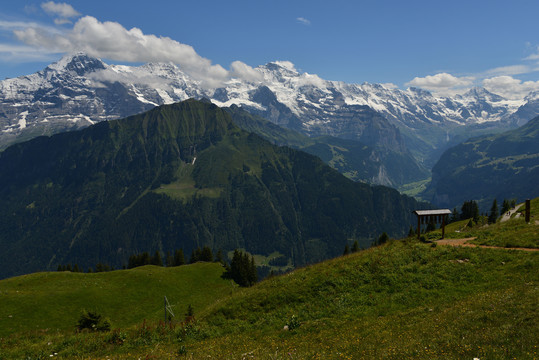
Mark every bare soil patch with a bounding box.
[435,237,539,252]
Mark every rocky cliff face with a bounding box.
[1,53,537,167]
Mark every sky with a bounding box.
[1,0,539,99]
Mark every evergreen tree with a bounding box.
[190,247,202,264]
[165,251,174,267]
[227,249,257,287]
[174,249,185,266]
[200,246,213,262]
[450,207,459,223]
[501,199,511,215]
[461,200,480,222]
[488,199,499,224]
[151,251,163,266]
[378,232,389,245]
[73,264,80,273]
[215,249,225,264]
[351,241,360,253]
[343,244,350,255]
[408,226,415,237]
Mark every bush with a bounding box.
[286,315,300,331]
[77,309,111,332]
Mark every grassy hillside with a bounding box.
[422,115,539,210]
[0,262,232,338]
[1,214,537,359]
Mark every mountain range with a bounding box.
[422,115,539,210]
[2,53,538,169]
[0,99,425,279]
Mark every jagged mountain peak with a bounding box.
[462,87,505,102]
[46,52,106,76]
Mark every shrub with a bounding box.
[77,309,111,332]
[286,315,300,331]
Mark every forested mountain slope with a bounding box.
[0,99,425,278]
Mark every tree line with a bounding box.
[57,246,258,287]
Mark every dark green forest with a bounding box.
[0,100,426,279]
[422,115,539,210]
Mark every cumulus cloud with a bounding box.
[296,17,311,25]
[482,76,539,100]
[230,60,263,82]
[381,83,398,90]
[41,1,80,18]
[13,15,253,88]
[406,73,474,96]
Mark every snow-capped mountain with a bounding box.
[1,53,537,166]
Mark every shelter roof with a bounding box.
[413,209,451,216]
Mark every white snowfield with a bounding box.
[0,52,537,150]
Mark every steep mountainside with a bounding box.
[0,99,425,279]
[2,53,537,168]
[422,116,539,209]
[226,105,429,187]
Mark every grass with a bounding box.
[398,177,431,199]
[0,262,233,338]
[1,199,538,359]
[428,198,539,249]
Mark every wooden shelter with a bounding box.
[413,209,452,239]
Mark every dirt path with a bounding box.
[436,237,539,252]
[500,203,523,222]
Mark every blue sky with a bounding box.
[1,0,539,98]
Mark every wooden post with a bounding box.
[417,215,421,240]
[441,215,446,239]
[525,199,531,223]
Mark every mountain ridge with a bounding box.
[2,53,538,168]
[0,99,425,279]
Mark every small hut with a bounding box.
[413,209,452,239]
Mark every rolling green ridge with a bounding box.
[226,105,429,187]
[0,262,231,338]
[422,115,539,210]
[0,99,425,279]
[1,201,537,359]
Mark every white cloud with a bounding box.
[406,73,474,96]
[0,44,58,62]
[230,61,263,82]
[381,83,398,90]
[296,17,311,25]
[484,64,531,77]
[482,76,539,100]
[54,18,72,25]
[41,1,80,18]
[13,15,242,88]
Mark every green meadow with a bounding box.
[0,199,537,359]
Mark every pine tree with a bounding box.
[151,251,163,266]
[378,232,389,245]
[190,247,202,264]
[488,199,499,224]
[351,241,360,253]
[215,249,225,264]
[343,244,350,255]
[174,249,185,266]
[450,207,459,223]
[200,246,213,262]
[461,200,480,223]
[501,199,511,215]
